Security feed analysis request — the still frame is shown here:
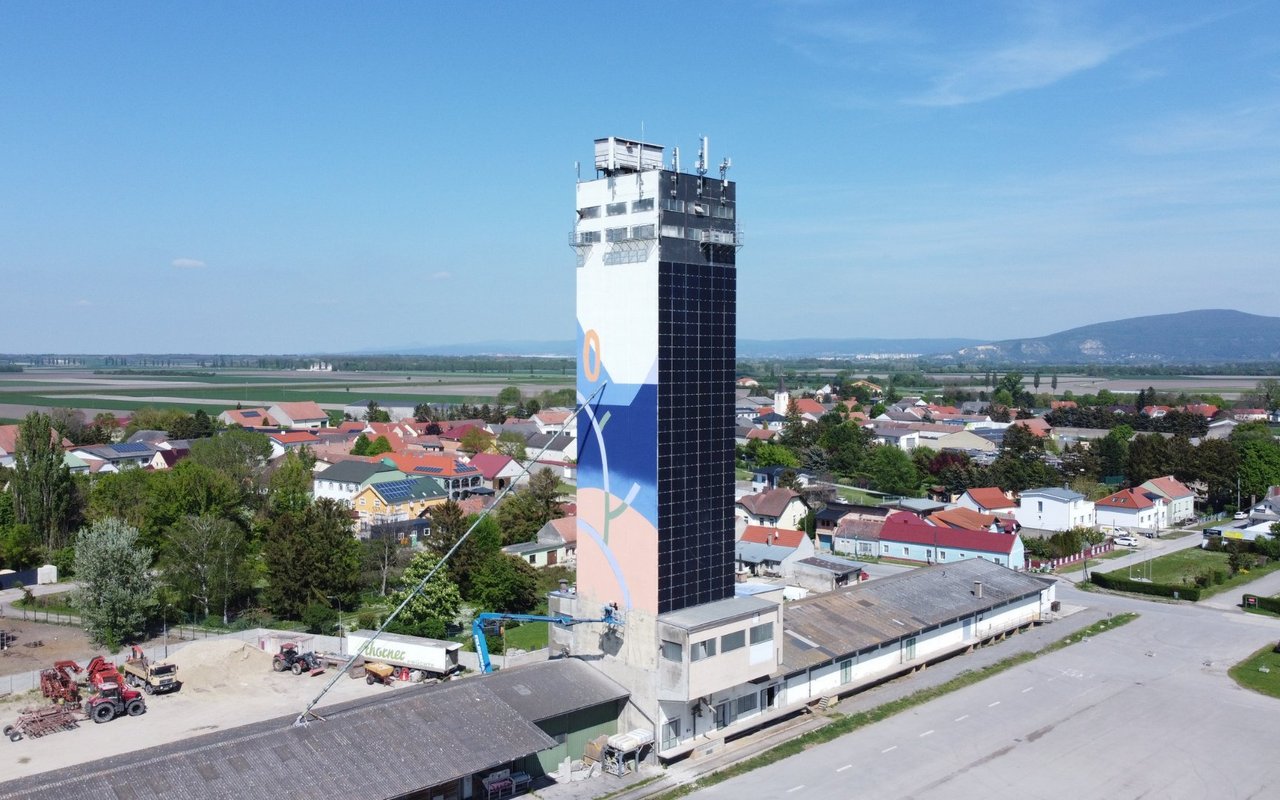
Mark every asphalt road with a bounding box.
[690,583,1280,800]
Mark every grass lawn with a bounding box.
[1105,548,1280,599]
[501,621,549,651]
[836,487,885,505]
[735,468,752,481]
[1160,529,1198,539]
[1088,548,1134,562]
[1228,643,1280,700]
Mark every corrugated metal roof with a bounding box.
[781,559,1049,673]
[0,679,555,800]
[484,659,628,723]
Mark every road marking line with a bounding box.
[1022,687,1034,693]
[787,785,805,793]
[988,700,1001,707]
[920,729,935,738]
[837,765,853,773]
[882,745,898,753]
[954,714,969,722]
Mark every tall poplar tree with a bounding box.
[12,412,73,552]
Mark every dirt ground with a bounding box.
[0,620,106,683]
[0,638,406,781]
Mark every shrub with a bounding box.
[357,611,378,630]
[1211,569,1227,585]
[301,602,338,634]
[1091,571,1201,601]
[1244,594,1280,615]
[1194,574,1210,589]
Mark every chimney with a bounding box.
[973,581,984,599]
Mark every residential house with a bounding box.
[1095,488,1166,533]
[1232,408,1269,422]
[147,448,190,470]
[1010,418,1051,438]
[1139,475,1197,528]
[868,425,920,452]
[503,517,576,568]
[70,442,158,471]
[736,377,760,389]
[468,452,524,491]
[525,430,577,462]
[736,488,808,531]
[313,459,399,505]
[268,401,329,429]
[1182,403,1219,419]
[217,407,275,428]
[380,453,484,500]
[813,501,889,550]
[267,430,321,459]
[735,525,815,577]
[1013,487,1095,532]
[877,511,1025,569]
[749,465,810,493]
[351,475,449,533]
[927,507,1006,533]
[0,424,73,468]
[831,517,884,558]
[956,487,1018,515]
[753,411,787,431]
[1141,405,1171,418]
[532,408,577,436]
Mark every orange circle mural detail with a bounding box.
[583,329,601,382]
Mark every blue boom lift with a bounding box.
[471,605,623,674]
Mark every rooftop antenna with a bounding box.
[671,146,680,195]
[575,160,581,184]
[719,156,731,182]
[696,135,708,194]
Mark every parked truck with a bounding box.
[343,630,462,680]
[120,646,182,695]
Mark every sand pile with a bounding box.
[168,640,275,692]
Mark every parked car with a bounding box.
[1114,535,1140,547]
[1234,511,1248,520]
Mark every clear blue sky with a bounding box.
[2,1,1277,354]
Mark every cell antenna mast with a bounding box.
[696,136,708,176]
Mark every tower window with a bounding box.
[605,227,628,242]
[661,198,685,212]
[690,638,717,662]
[578,206,600,219]
[661,640,683,662]
[632,198,655,212]
[606,202,627,216]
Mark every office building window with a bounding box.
[578,206,600,219]
[721,630,745,653]
[605,227,628,242]
[661,640,682,663]
[606,202,627,216]
[632,198,654,212]
[691,638,717,662]
[749,622,773,645]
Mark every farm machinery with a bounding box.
[272,643,325,676]
[121,645,182,694]
[7,655,148,742]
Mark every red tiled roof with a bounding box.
[1051,400,1078,410]
[793,398,826,416]
[468,452,515,479]
[1143,475,1195,500]
[1181,403,1219,418]
[0,424,71,453]
[220,407,277,427]
[737,488,802,518]
[927,507,998,531]
[549,516,578,545]
[381,452,480,478]
[270,431,320,445]
[740,525,807,549]
[1096,488,1160,510]
[1011,418,1051,437]
[964,487,1017,510]
[534,409,573,425]
[745,428,776,441]
[879,511,1017,555]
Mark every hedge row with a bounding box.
[1090,571,1201,601]
[1243,594,1280,614]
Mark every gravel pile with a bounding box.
[167,640,275,692]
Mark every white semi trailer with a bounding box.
[344,630,462,679]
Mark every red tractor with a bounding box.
[82,656,146,723]
[272,643,324,676]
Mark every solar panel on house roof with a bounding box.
[415,466,443,474]
[113,442,151,454]
[242,411,260,418]
[377,479,419,502]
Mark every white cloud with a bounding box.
[74,298,92,307]
[171,257,206,269]
[430,271,452,280]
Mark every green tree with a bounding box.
[73,518,156,648]
[262,498,362,619]
[1051,373,1058,391]
[162,514,252,624]
[88,467,154,530]
[365,401,391,423]
[187,428,272,503]
[11,411,74,552]
[413,403,436,423]
[366,435,394,456]
[350,433,372,456]
[1235,437,1280,502]
[384,551,462,639]
[469,553,539,613]
[361,536,409,597]
[460,428,492,454]
[0,523,41,569]
[748,441,800,469]
[496,431,528,460]
[497,386,523,406]
[267,448,315,514]
[867,445,919,496]
[144,460,243,552]
[1126,434,1173,486]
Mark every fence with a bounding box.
[0,627,346,699]
[1025,541,1114,572]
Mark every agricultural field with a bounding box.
[0,368,572,417]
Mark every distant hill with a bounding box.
[380,337,982,358]
[947,310,1280,364]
